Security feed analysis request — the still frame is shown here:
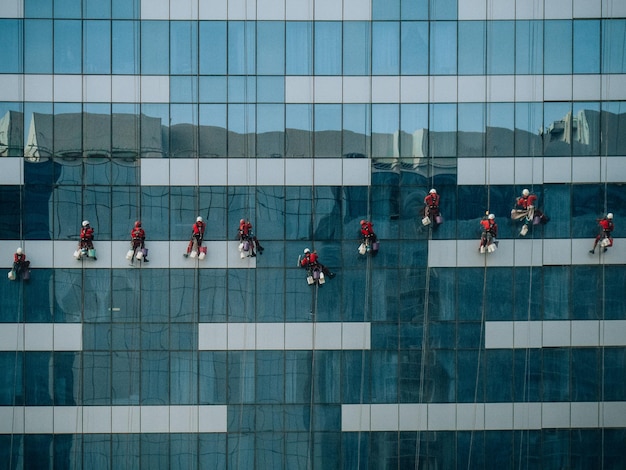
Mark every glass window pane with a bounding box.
[228,104,255,157]
[602,19,626,73]
[429,103,457,157]
[84,21,111,74]
[343,104,370,158]
[601,101,626,156]
[487,103,514,157]
[573,20,600,73]
[83,352,111,405]
[487,21,514,74]
[141,187,169,240]
[171,21,198,75]
[113,0,138,19]
[344,22,371,75]
[141,351,169,404]
[255,187,284,240]
[314,22,341,75]
[54,20,82,73]
[200,21,227,74]
[515,102,543,157]
[286,22,312,75]
[112,20,139,74]
[257,21,284,75]
[256,104,284,157]
[85,0,111,18]
[430,21,456,75]
[373,0,399,20]
[543,102,572,156]
[458,103,485,157]
[430,0,457,20]
[0,20,22,73]
[544,20,572,74]
[228,21,256,75]
[25,0,52,17]
[458,21,485,75]
[285,104,312,157]
[372,104,399,159]
[141,21,169,74]
[516,20,543,74]
[401,21,428,75]
[572,102,600,156]
[23,21,50,73]
[314,104,341,158]
[141,104,168,157]
[372,21,399,75]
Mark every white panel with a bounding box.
[285,0,313,20]
[198,405,228,432]
[343,77,371,103]
[0,75,23,101]
[572,75,601,101]
[542,321,571,347]
[0,324,21,351]
[573,0,601,17]
[602,402,626,427]
[284,323,314,350]
[256,323,285,350]
[513,239,543,267]
[83,406,112,433]
[314,0,342,20]
[343,158,370,186]
[485,321,514,349]
[457,158,486,185]
[342,404,370,432]
[257,158,285,185]
[314,77,342,103]
[24,75,53,102]
[487,0,515,19]
[141,157,170,185]
[488,157,514,185]
[199,323,228,350]
[22,241,51,268]
[542,239,572,265]
[199,0,227,19]
[198,158,227,185]
[514,157,543,185]
[513,320,542,348]
[427,240,456,267]
[286,159,313,185]
[54,324,82,351]
[513,402,542,429]
[544,76,573,101]
[603,320,626,346]
[170,158,198,186]
[344,0,371,20]
[428,404,456,431]
[170,405,198,432]
[515,75,543,102]
[25,407,53,433]
[54,406,82,433]
[458,76,486,103]
[603,0,626,17]
[111,406,141,433]
[372,76,400,103]
[516,0,544,19]
[398,404,427,431]
[170,0,198,19]
[542,402,570,428]
[256,0,284,19]
[313,323,342,349]
[545,0,572,18]
[112,76,141,102]
[486,75,514,102]
[571,238,602,265]
[458,0,486,20]
[543,157,571,183]
[0,158,22,185]
[0,0,23,17]
[0,407,23,433]
[25,323,53,350]
[400,76,429,103]
[228,323,256,349]
[140,406,169,432]
[571,320,599,346]
[285,76,313,103]
[457,239,515,267]
[342,323,370,350]
[606,156,626,183]
[228,158,257,185]
[370,404,398,431]
[227,0,256,19]
[229,240,256,268]
[313,159,342,185]
[83,75,112,102]
[485,403,514,430]
[54,75,83,102]
[141,0,169,19]
[140,76,170,103]
[457,403,484,430]
[571,402,599,428]
[430,76,457,103]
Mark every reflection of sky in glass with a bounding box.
[314,105,341,132]
[343,105,369,135]
[199,104,226,128]
[286,105,312,131]
[458,104,484,133]
[429,104,456,132]
[372,104,399,134]
[228,104,255,134]
[515,103,542,134]
[257,104,284,134]
[488,103,514,131]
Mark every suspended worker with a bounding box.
[422,188,442,227]
[300,248,335,279]
[358,219,379,255]
[129,221,149,263]
[76,220,96,260]
[185,216,206,258]
[479,213,498,253]
[590,213,614,254]
[511,188,548,236]
[11,247,30,280]
[238,219,264,257]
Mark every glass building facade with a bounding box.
[1,0,626,467]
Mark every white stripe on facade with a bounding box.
[0,405,227,434]
[0,324,82,351]
[485,320,626,349]
[342,402,626,431]
[198,322,371,350]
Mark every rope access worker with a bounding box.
[511,188,547,236]
[11,247,30,280]
[422,189,441,226]
[78,220,96,259]
[184,216,206,257]
[129,221,149,263]
[300,248,335,279]
[360,220,377,244]
[479,213,498,253]
[238,219,264,257]
[590,213,614,254]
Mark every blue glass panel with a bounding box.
[83,323,112,350]
[255,405,282,432]
[601,101,626,156]
[515,102,543,157]
[83,351,111,404]
[111,269,140,322]
[485,350,513,402]
[170,272,198,323]
[487,103,514,156]
[228,351,255,403]
[141,351,169,404]
[343,104,370,159]
[458,103,485,156]
[228,433,254,469]
[199,21,227,74]
[370,350,397,403]
[342,433,369,470]
[199,352,227,404]
[228,21,256,75]
[199,104,227,155]
[257,76,284,103]
[24,269,53,322]
[457,349,482,402]
[542,184,570,238]
[571,184,602,238]
[256,352,284,403]
[513,267,543,321]
[314,104,341,158]
[83,435,111,470]
[84,20,111,73]
[0,352,23,405]
[112,20,139,74]
[314,432,341,468]
[256,104,284,157]
[372,103,399,159]
[198,434,227,470]
[286,22,312,75]
[343,22,371,75]
[429,103,456,157]
[0,20,22,73]
[171,21,198,75]
[170,76,198,103]
[54,20,82,73]
[485,267,513,320]
[312,351,340,404]
[24,435,53,469]
[398,350,421,402]
[256,269,285,322]
[170,351,198,404]
[141,21,169,74]
[429,268,455,320]
[286,104,312,157]
[227,103,256,156]
[602,19,626,73]
[285,187,312,240]
[544,20,572,74]
[199,269,228,323]
[457,267,484,320]
[141,187,169,240]
[111,323,140,350]
[457,322,482,349]
[542,348,570,401]
[372,21,399,75]
[401,0,427,19]
[458,21,485,75]
[141,323,169,350]
[227,269,255,323]
[572,102,600,156]
[571,348,600,401]
[285,351,312,404]
[85,0,111,18]
[430,22,457,75]
[605,266,626,320]
[284,405,310,431]
[25,0,53,17]
[54,434,82,468]
[314,22,341,75]
[487,21,514,74]
[513,349,541,401]
[257,22,284,75]
[0,186,20,239]
[484,431,513,469]
[572,266,601,320]
[141,434,169,469]
[573,20,600,73]
[543,430,570,469]
[170,434,198,470]
[369,432,399,468]
[24,20,53,73]
[516,20,543,74]
[428,322,454,349]
[373,0,399,19]
[54,0,80,17]
[430,0,457,20]
[113,0,138,18]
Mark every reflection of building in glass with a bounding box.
[0,110,23,157]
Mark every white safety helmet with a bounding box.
[607,213,614,219]
[488,214,495,220]
[82,220,90,227]
[16,247,22,254]
[522,189,530,196]
[360,219,366,225]
[304,248,311,254]
[429,189,437,194]
[240,218,245,224]
[196,216,203,223]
